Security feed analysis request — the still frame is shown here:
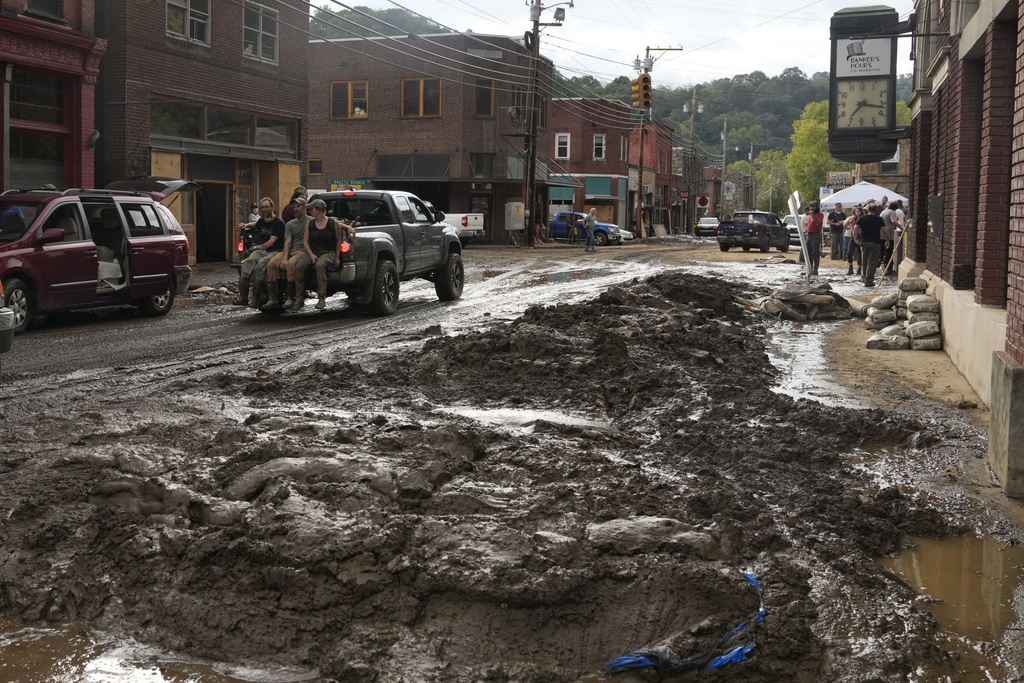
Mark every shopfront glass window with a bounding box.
[10,67,65,126]
[207,110,252,145]
[255,117,295,151]
[150,101,201,139]
[9,132,65,189]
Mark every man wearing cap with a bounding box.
[261,196,309,311]
[232,197,285,307]
[805,200,824,275]
[827,203,846,260]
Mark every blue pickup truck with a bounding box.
[547,211,623,246]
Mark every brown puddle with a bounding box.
[880,536,1024,681]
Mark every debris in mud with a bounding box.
[738,282,854,322]
[0,270,984,682]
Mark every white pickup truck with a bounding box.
[423,202,484,244]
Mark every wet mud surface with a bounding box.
[0,244,1017,681]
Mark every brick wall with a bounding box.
[975,21,1015,306]
[307,34,550,187]
[908,111,931,262]
[1008,3,1024,364]
[96,0,308,185]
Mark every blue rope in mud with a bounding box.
[604,572,767,677]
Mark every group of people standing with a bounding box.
[803,196,905,288]
[233,186,355,311]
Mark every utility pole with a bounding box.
[720,118,727,217]
[689,87,698,232]
[630,46,683,239]
[523,0,542,248]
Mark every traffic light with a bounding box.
[631,76,643,109]
[639,73,652,109]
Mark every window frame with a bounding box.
[593,133,606,161]
[330,80,369,120]
[166,0,210,45]
[26,0,63,20]
[402,78,442,118]
[555,133,570,160]
[243,1,278,64]
[474,78,494,118]
[307,159,323,176]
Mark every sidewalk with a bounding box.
[187,261,239,289]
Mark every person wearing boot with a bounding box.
[262,197,309,311]
[233,197,285,307]
[843,206,863,276]
[297,199,352,310]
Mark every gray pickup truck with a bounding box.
[716,210,791,253]
[253,190,464,315]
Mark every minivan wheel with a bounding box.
[140,285,174,316]
[2,277,30,334]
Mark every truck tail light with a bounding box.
[340,240,353,259]
[237,239,245,253]
[461,216,468,227]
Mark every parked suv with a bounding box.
[0,185,193,333]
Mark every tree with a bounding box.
[753,150,789,213]
[786,101,834,205]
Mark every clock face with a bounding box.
[835,78,889,129]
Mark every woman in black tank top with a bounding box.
[302,199,345,309]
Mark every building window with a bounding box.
[308,159,323,175]
[26,0,63,19]
[469,153,493,178]
[331,81,368,119]
[402,78,441,117]
[243,2,278,63]
[513,86,527,110]
[149,100,297,153]
[593,134,606,161]
[10,67,65,126]
[167,0,209,44]
[475,79,493,117]
[555,133,570,160]
[539,97,547,130]
[620,134,627,161]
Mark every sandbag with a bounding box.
[907,321,941,339]
[896,307,908,320]
[911,337,943,350]
[848,299,871,318]
[908,311,940,325]
[867,334,911,350]
[906,294,940,313]
[872,292,899,310]
[880,324,908,337]
[900,277,928,292]
[868,308,897,323]
[865,319,890,330]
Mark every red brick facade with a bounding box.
[0,0,105,189]
[307,33,551,241]
[1010,3,1024,362]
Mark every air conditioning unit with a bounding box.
[642,184,651,194]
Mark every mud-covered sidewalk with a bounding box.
[0,258,1009,681]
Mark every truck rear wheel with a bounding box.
[594,232,607,247]
[434,253,464,301]
[369,260,399,316]
[759,234,771,253]
[719,244,730,252]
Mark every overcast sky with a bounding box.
[317,1,916,89]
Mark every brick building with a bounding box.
[548,97,632,227]
[855,138,910,199]
[96,0,308,263]
[0,0,105,190]
[630,119,675,234]
[906,0,1023,493]
[307,33,553,242]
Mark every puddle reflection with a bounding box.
[880,536,1024,642]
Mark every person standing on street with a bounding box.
[843,206,863,276]
[805,200,824,274]
[584,208,597,253]
[878,202,897,279]
[233,197,285,307]
[853,203,889,288]
[827,203,846,260]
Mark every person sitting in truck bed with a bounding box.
[294,198,352,310]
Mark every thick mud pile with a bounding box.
[0,271,958,681]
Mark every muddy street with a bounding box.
[0,240,1015,682]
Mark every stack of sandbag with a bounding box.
[738,282,853,322]
[864,277,942,350]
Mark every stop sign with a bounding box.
[697,195,709,208]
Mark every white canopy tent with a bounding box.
[820,182,907,210]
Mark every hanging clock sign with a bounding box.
[828,7,900,163]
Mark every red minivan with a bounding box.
[0,182,194,333]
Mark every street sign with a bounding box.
[697,195,709,208]
[679,190,689,199]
